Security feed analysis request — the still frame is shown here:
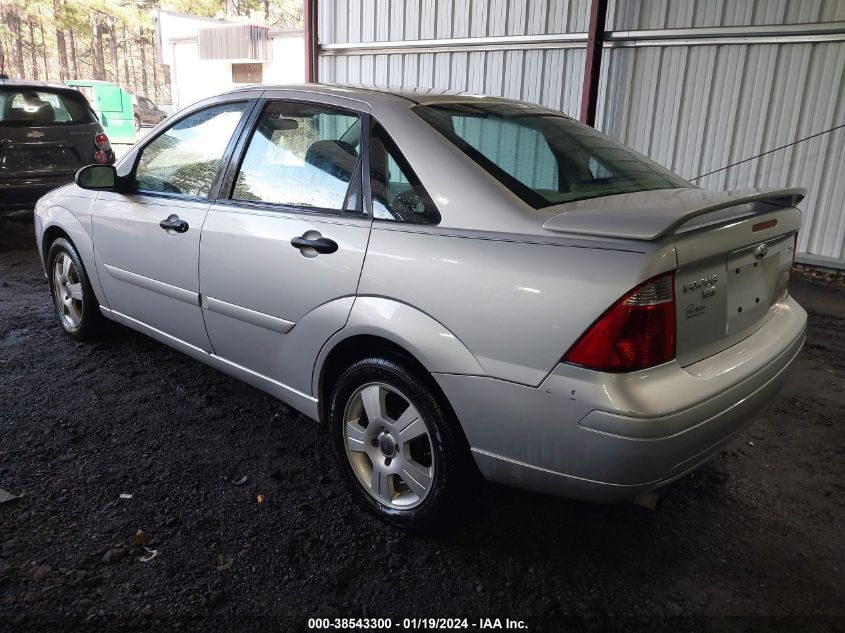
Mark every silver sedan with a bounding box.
[34,85,807,528]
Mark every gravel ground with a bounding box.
[1,217,844,632]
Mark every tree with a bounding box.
[28,19,38,79]
[108,15,119,83]
[39,17,49,80]
[54,0,69,80]
[138,26,149,95]
[1,1,28,78]
[0,0,302,102]
[69,29,79,78]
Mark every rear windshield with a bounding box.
[0,88,97,127]
[415,103,691,209]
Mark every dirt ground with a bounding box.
[1,217,844,633]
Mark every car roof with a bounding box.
[64,79,114,85]
[0,77,83,93]
[218,82,544,108]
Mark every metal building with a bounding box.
[314,0,845,268]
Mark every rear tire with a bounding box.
[133,115,141,132]
[329,355,475,530]
[46,238,106,341]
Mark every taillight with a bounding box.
[93,132,112,164]
[94,132,110,150]
[564,272,676,372]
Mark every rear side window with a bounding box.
[232,101,361,211]
[415,103,691,208]
[135,101,247,198]
[369,123,440,224]
[0,88,96,126]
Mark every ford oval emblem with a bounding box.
[755,243,768,258]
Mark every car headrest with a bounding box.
[304,140,359,181]
[28,100,55,124]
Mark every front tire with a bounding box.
[133,115,141,132]
[47,238,105,341]
[329,356,474,529]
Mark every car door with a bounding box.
[199,94,371,392]
[92,98,254,351]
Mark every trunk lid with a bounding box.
[541,187,804,240]
[543,187,805,366]
[0,123,99,180]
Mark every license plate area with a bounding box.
[0,146,81,174]
[726,236,788,336]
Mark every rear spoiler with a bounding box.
[542,187,806,241]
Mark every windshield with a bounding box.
[415,103,691,208]
[0,88,97,127]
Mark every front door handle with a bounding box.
[159,216,189,233]
[291,235,338,254]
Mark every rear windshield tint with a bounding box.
[0,88,97,126]
[414,103,692,208]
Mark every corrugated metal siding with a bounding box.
[319,0,590,117]
[320,0,592,44]
[607,0,845,30]
[597,41,845,259]
[198,25,272,61]
[317,0,845,262]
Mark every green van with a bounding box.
[64,80,135,144]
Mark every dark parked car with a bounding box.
[132,94,167,131]
[0,78,114,213]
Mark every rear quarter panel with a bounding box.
[357,225,677,385]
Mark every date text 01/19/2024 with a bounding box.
[306,617,529,630]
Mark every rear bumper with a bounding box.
[435,296,807,502]
[0,177,73,212]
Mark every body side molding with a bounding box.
[201,295,295,334]
[104,264,198,305]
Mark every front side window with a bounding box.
[369,123,440,224]
[415,103,691,208]
[232,101,361,210]
[135,101,247,197]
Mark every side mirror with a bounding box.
[75,164,117,190]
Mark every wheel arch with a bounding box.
[39,206,109,309]
[317,334,417,423]
[313,297,485,424]
[315,332,479,479]
[41,224,74,264]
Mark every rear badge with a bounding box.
[755,243,769,258]
[683,275,718,293]
[685,304,706,319]
[26,130,45,138]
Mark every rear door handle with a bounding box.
[291,235,338,254]
[159,216,189,233]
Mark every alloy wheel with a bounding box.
[52,253,83,329]
[342,382,435,510]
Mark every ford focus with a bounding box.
[33,85,806,527]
